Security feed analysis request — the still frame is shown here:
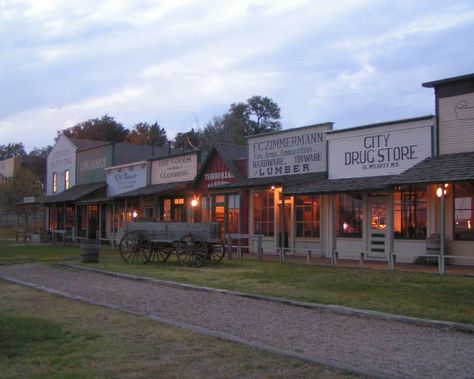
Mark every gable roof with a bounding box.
[193,143,247,188]
[68,138,111,151]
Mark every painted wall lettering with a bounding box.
[247,124,331,178]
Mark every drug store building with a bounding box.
[281,73,474,266]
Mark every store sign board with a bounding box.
[204,170,235,188]
[329,123,432,179]
[151,153,197,185]
[247,124,331,178]
[107,163,148,196]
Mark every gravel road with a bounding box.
[1,263,473,379]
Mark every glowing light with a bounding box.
[270,185,275,190]
[436,187,443,198]
[191,199,198,207]
[132,211,138,218]
[343,222,349,230]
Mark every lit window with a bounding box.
[454,182,474,241]
[335,193,363,238]
[394,186,427,240]
[64,170,70,190]
[52,172,57,193]
[295,195,320,238]
[253,190,274,237]
[174,198,185,205]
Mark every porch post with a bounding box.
[112,201,116,248]
[387,191,395,271]
[279,193,286,262]
[439,190,446,275]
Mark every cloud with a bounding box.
[0,0,473,152]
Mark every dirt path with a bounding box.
[1,263,473,379]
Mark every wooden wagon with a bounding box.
[118,222,225,268]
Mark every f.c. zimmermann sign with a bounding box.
[247,123,331,178]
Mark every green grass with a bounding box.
[0,282,351,378]
[2,241,474,325]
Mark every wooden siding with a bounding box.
[439,92,474,154]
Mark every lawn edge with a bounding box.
[0,274,382,379]
[57,262,474,334]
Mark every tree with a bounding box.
[57,115,129,142]
[125,122,168,146]
[246,96,281,135]
[173,128,202,150]
[23,146,53,185]
[0,143,26,160]
[196,95,282,148]
[0,168,42,214]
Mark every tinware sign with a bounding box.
[248,124,331,178]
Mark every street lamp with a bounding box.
[436,184,448,275]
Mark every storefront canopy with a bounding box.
[114,181,193,198]
[283,174,399,195]
[394,151,474,185]
[42,182,106,204]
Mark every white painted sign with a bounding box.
[151,153,197,185]
[247,124,331,178]
[106,162,149,197]
[328,119,433,179]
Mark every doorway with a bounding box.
[368,195,387,258]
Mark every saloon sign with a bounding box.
[247,123,331,178]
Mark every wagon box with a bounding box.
[119,222,224,268]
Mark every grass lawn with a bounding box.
[0,281,352,379]
[1,241,474,325]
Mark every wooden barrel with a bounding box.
[80,239,99,263]
[426,234,441,255]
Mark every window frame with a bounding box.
[294,194,320,239]
[453,182,474,241]
[393,186,427,240]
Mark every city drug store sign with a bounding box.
[247,123,331,178]
[329,124,432,179]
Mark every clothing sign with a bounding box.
[151,153,197,185]
[247,124,331,178]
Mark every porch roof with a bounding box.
[114,181,193,198]
[283,175,399,195]
[42,182,106,204]
[394,152,474,185]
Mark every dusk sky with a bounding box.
[1,0,473,151]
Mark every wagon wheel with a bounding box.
[119,230,152,264]
[148,242,172,263]
[176,235,206,268]
[208,240,225,264]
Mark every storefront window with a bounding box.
[163,199,171,222]
[336,193,363,238]
[394,186,427,240]
[228,194,240,234]
[295,195,320,238]
[253,190,274,237]
[454,182,474,240]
